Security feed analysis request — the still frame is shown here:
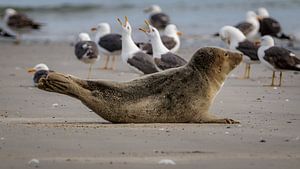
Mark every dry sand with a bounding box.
[0,42,300,169]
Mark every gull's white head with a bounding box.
[246,11,257,20]
[78,33,91,41]
[261,35,274,47]
[91,22,111,35]
[4,8,17,22]
[5,8,17,16]
[257,7,270,18]
[140,20,160,38]
[219,26,246,47]
[117,16,132,35]
[164,24,182,37]
[144,5,162,14]
[27,63,49,73]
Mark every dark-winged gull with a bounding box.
[140,20,186,70]
[234,11,260,40]
[257,7,292,40]
[258,35,300,86]
[91,23,122,70]
[75,33,99,79]
[3,8,42,43]
[138,24,182,54]
[219,26,260,79]
[144,5,170,30]
[3,8,42,30]
[27,63,51,86]
[117,16,159,74]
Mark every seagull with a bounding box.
[117,16,159,74]
[91,23,122,70]
[258,35,300,86]
[139,20,187,70]
[144,5,170,30]
[3,8,42,42]
[219,26,260,79]
[234,11,260,40]
[27,63,51,86]
[257,7,292,40]
[138,24,182,54]
[3,8,42,30]
[75,33,100,79]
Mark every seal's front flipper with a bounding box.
[196,115,240,124]
[202,118,240,124]
[38,72,90,99]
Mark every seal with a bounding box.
[38,47,243,124]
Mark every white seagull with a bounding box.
[258,35,300,86]
[219,26,260,79]
[3,8,42,42]
[235,11,260,40]
[27,63,51,86]
[91,23,122,70]
[74,33,100,79]
[139,20,186,70]
[138,24,182,54]
[117,16,159,75]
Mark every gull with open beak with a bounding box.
[91,23,122,70]
[117,16,159,75]
[139,20,186,70]
[138,23,182,55]
[27,63,51,86]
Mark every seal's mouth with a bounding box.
[230,52,243,68]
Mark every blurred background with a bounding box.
[0,0,300,47]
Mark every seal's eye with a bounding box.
[224,52,229,57]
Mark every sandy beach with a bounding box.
[0,42,300,169]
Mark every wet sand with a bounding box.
[0,42,300,169]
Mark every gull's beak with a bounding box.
[125,16,128,27]
[27,68,36,74]
[139,28,147,33]
[177,31,183,36]
[91,27,97,32]
[255,40,261,46]
[144,19,150,27]
[117,17,123,26]
[256,16,262,20]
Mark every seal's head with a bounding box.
[189,47,243,76]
